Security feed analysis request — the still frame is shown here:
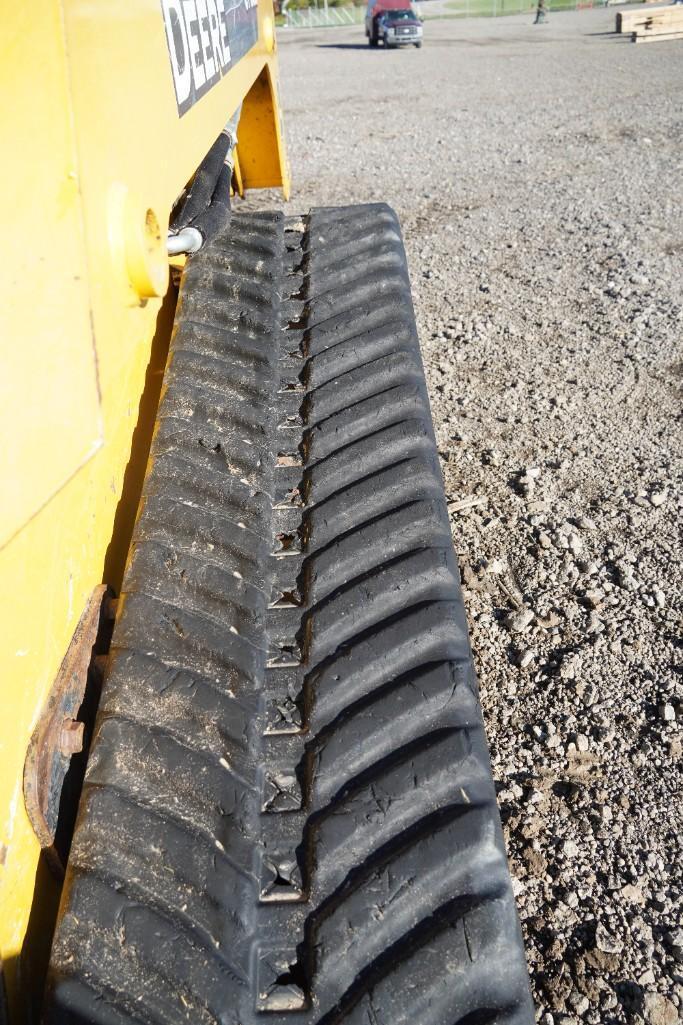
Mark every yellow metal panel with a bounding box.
[238,64,291,192]
[0,1,102,549]
[0,0,288,1018]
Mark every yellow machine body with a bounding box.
[0,0,288,1016]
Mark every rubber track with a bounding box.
[46,205,534,1025]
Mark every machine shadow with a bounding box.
[102,284,178,594]
[3,853,61,1024]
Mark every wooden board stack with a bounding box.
[616,4,683,42]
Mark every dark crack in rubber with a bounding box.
[46,205,534,1025]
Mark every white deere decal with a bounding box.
[161,0,259,115]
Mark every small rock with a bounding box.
[518,649,535,669]
[664,927,683,963]
[569,993,589,1015]
[579,682,599,706]
[568,532,583,556]
[643,993,678,1025]
[559,654,580,681]
[511,876,526,897]
[649,491,667,508]
[595,922,623,954]
[659,703,676,722]
[506,608,535,633]
[621,883,645,905]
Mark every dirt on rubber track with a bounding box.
[242,11,683,1023]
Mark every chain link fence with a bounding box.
[439,0,599,15]
[464,0,605,14]
[279,0,620,26]
[282,5,364,26]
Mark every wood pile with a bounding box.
[616,4,683,42]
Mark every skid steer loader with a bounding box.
[1,2,533,1023]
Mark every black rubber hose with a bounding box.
[171,130,232,244]
[191,161,232,244]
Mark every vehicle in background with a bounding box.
[379,8,423,46]
[365,0,424,46]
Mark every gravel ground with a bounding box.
[245,12,683,1023]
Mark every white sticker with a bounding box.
[161,0,258,115]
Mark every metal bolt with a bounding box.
[59,718,85,757]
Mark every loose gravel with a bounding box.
[244,11,683,1022]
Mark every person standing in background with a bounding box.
[534,0,548,23]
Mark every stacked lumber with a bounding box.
[616,4,683,41]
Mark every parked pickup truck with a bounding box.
[365,0,423,47]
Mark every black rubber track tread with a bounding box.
[47,211,284,1025]
[46,203,533,1025]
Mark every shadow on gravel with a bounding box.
[315,43,379,49]
[316,38,528,48]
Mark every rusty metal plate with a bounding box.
[23,585,114,872]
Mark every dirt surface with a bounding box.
[244,11,683,1023]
